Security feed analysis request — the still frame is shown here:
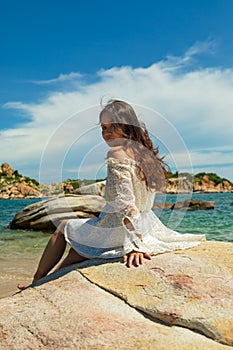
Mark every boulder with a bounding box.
[0,163,14,177]
[153,202,173,209]
[193,176,233,193]
[72,180,106,197]
[78,241,233,346]
[166,177,193,194]
[16,183,39,196]
[153,199,215,210]
[0,241,232,349]
[172,199,215,210]
[9,194,106,231]
[0,163,41,199]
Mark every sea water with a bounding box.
[0,193,232,298]
[0,193,233,255]
[0,198,50,256]
[154,192,233,242]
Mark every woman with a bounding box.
[18,100,205,288]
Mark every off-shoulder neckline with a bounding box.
[105,157,138,166]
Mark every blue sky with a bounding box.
[1,0,233,183]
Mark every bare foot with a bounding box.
[17,283,30,290]
[17,274,41,290]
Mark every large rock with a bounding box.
[78,241,233,346]
[153,199,215,210]
[0,163,14,177]
[0,273,229,350]
[0,163,41,199]
[0,241,232,349]
[166,176,193,193]
[172,199,215,210]
[9,194,105,231]
[194,175,233,193]
[72,180,106,196]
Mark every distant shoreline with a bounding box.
[1,163,233,199]
[1,189,233,201]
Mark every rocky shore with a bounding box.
[0,163,40,199]
[0,241,232,349]
[1,163,233,200]
[165,172,233,193]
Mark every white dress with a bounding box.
[64,157,205,258]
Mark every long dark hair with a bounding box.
[99,100,167,191]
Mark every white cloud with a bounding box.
[30,72,83,85]
[1,41,233,182]
[160,39,216,71]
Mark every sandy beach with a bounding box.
[0,251,43,299]
[0,242,72,299]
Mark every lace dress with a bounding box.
[64,157,205,258]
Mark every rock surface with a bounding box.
[172,199,215,210]
[153,199,215,210]
[166,174,233,193]
[78,241,233,346]
[166,176,193,193]
[194,175,233,193]
[9,194,105,231]
[0,241,232,349]
[72,180,106,197]
[0,163,41,199]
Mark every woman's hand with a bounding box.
[123,251,151,268]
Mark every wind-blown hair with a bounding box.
[99,100,167,191]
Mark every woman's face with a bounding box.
[100,113,125,147]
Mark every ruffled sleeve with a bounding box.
[105,158,150,254]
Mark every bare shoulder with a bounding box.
[107,146,129,159]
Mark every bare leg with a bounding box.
[31,220,68,283]
[55,247,87,271]
[18,220,83,289]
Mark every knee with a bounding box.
[56,219,68,235]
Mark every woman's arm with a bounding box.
[123,217,151,267]
[106,154,152,266]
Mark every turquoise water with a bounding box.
[154,192,233,242]
[0,199,50,257]
[0,193,232,248]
